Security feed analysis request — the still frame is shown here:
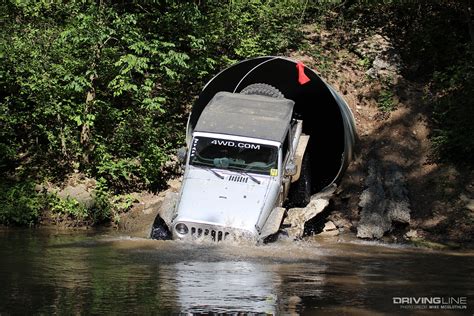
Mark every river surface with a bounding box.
[0,228,473,315]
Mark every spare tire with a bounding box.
[241,83,284,99]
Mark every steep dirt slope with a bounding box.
[289,24,473,246]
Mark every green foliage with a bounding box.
[49,195,89,221]
[92,177,112,223]
[377,89,396,113]
[47,178,113,224]
[431,48,474,163]
[110,193,136,225]
[1,0,306,202]
[224,1,304,58]
[0,181,45,226]
[357,57,372,70]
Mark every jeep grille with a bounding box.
[228,175,248,183]
[190,225,230,241]
[174,222,255,243]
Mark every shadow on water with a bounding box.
[0,228,473,315]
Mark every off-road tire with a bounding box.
[150,215,172,240]
[287,151,312,208]
[240,83,284,99]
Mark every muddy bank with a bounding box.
[117,179,181,238]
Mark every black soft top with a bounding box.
[194,92,294,143]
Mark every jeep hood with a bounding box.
[174,169,274,233]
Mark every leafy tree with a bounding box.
[0,0,306,225]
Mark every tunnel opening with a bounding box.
[188,56,356,193]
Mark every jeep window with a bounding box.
[189,136,278,175]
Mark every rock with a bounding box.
[372,56,392,70]
[354,34,390,60]
[354,33,401,81]
[357,161,388,239]
[459,193,474,212]
[357,160,411,239]
[288,295,302,305]
[466,199,474,212]
[367,55,400,79]
[317,220,339,236]
[284,199,329,238]
[57,183,95,208]
[465,183,474,194]
[323,220,337,232]
[405,229,419,239]
[160,154,183,178]
[159,191,179,226]
[328,212,351,228]
[385,165,411,224]
[142,195,164,215]
[318,229,339,237]
[283,186,336,238]
[117,177,182,237]
[167,177,182,192]
[459,193,470,202]
[119,189,179,238]
[357,213,390,239]
[45,173,98,209]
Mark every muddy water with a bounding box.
[0,229,473,315]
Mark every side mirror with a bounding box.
[284,162,297,176]
[177,147,187,164]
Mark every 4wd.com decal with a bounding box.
[210,139,261,150]
[190,137,263,158]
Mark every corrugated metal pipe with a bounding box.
[187,56,357,193]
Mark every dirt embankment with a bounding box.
[288,24,473,247]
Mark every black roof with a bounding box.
[194,92,294,142]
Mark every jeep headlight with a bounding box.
[175,223,189,235]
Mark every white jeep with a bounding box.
[151,84,311,242]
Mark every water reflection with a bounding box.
[164,261,280,314]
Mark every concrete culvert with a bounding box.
[188,56,357,194]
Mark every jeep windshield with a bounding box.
[189,136,278,175]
